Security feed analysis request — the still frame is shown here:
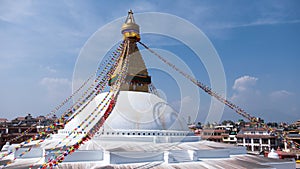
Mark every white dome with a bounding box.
[63,91,188,133]
[103,91,188,131]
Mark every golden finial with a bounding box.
[121,10,140,41]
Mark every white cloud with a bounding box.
[0,1,34,23]
[230,75,261,112]
[45,66,57,73]
[40,77,71,100]
[227,75,299,122]
[270,90,293,100]
[131,1,157,12]
[216,19,300,29]
[227,75,264,122]
[40,77,71,88]
[39,65,57,74]
[232,75,258,92]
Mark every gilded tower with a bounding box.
[109,10,151,92]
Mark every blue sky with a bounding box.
[0,0,299,123]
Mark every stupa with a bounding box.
[0,10,296,169]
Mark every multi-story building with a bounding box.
[0,114,57,149]
[198,124,238,143]
[0,118,8,123]
[200,128,225,142]
[236,128,278,153]
[285,130,300,150]
[222,130,237,144]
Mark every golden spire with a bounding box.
[109,10,151,92]
[121,10,140,41]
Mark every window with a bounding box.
[254,146,260,151]
[262,139,268,144]
[253,139,260,144]
[237,138,243,143]
[246,145,251,151]
[245,138,251,143]
[270,139,275,144]
[230,137,234,140]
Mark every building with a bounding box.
[285,130,300,151]
[0,118,8,123]
[236,128,278,153]
[200,128,225,142]
[196,124,237,144]
[292,119,300,128]
[218,124,238,144]
[0,114,55,149]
